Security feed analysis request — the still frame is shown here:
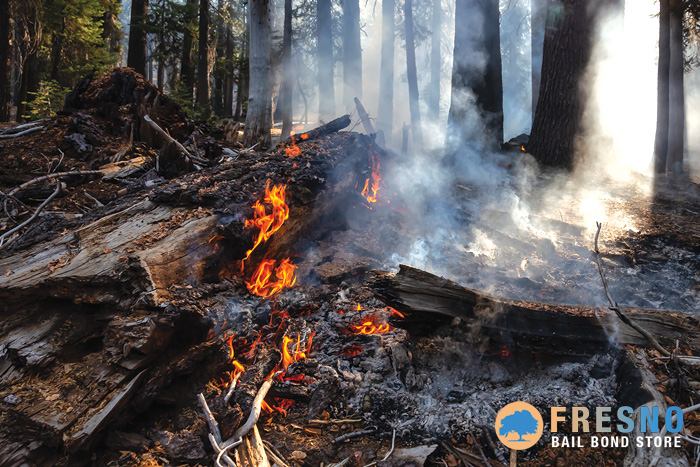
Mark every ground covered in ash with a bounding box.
[1,69,699,467]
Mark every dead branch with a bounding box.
[0,180,61,249]
[354,97,376,135]
[263,443,289,467]
[594,222,671,357]
[0,125,43,139]
[361,429,396,467]
[143,115,209,166]
[262,440,290,467]
[198,393,237,467]
[307,418,362,425]
[224,373,242,405]
[332,428,375,444]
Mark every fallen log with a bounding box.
[369,265,700,355]
[278,114,351,147]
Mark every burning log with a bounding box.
[369,265,699,355]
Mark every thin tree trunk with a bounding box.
[235,5,249,121]
[224,2,235,118]
[377,0,394,142]
[654,0,670,174]
[280,0,293,137]
[342,0,362,111]
[666,0,684,174]
[181,0,198,98]
[405,0,422,146]
[16,53,37,122]
[50,18,65,82]
[317,0,335,120]
[197,0,211,110]
[531,0,545,118]
[0,0,11,122]
[127,0,148,75]
[242,0,272,148]
[428,0,440,122]
[447,0,503,149]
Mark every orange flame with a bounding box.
[246,258,297,297]
[227,335,235,360]
[243,180,290,263]
[285,130,302,156]
[361,150,382,207]
[351,316,392,335]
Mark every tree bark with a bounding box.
[377,0,394,141]
[653,0,670,174]
[127,0,148,75]
[342,0,362,112]
[404,0,422,146]
[428,0,440,122]
[181,0,198,99]
[530,0,545,119]
[317,0,336,121]
[279,0,293,137]
[50,18,65,82]
[197,0,211,110]
[242,0,272,148]
[224,2,235,118]
[0,0,11,122]
[666,0,684,174]
[528,0,593,169]
[447,0,503,149]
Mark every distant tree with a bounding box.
[342,0,362,111]
[243,0,272,147]
[667,0,684,173]
[377,0,394,142]
[128,0,148,74]
[654,0,670,173]
[197,0,211,109]
[317,0,335,120]
[428,0,441,122]
[499,410,539,442]
[0,0,11,121]
[530,0,545,118]
[404,0,422,145]
[180,0,198,98]
[279,0,293,137]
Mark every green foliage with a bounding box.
[23,80,72,120]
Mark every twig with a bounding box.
[361,429,396,467]
[593,222,670,357]
[332,428,375,444]
[262,440,291,467]
[84,192,104,208]
[263,443,290,467]
[143,115,209,165]
[223,372,241,405]
[469,430,492,467]
[51,149,65,173]
[0,125,43,139]
[307,418,362,425]
[0,180,61,248]
[198,393,237,467]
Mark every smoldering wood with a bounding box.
[369,265,699,355]
[277,114,351,148]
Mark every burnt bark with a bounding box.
[180,0,198,99]
[528,0,592,169]
[377,0,394,141]
[317,0,335,121]
[654,0,670,173]
[666,0,684,174]
[0,0,11,122]
[404,0,422,146]
[530,0,545,118]
[428,0,441,122]
[197,0,211,110]
[447,0,503,149]
[127,0,148,75]
[242,0,272,148]
[279,0,293,138]
[342,0,362,111]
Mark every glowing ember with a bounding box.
[521,145,526,152]
[285,130,302,156]
[227,335,235,360]
[351,316,392,335]
[243,180,290,263]
[300,133,308,140]
[281,333,311,371]
[246,258,297,297]
[360,150,382,208]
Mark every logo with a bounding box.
[495,401,544,450]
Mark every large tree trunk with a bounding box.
[528,0,593,169]
[446,0,503,149]
[342,0,362,112]
[16,53,37,123]
[197,0,211,110]
[666,0,684,174]
[242,0,272,148]
[404,0,422,146]
[653,0,670,174]
[0,0,11,122]
[180,0,198,99]
[377,0,394,142]
[428,0,440,123]
[127,0,148,75]
[530,0,545,119]
[317,0,335,121]
[279,0,293,138]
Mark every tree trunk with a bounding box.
[279,0,293,137]
[404,0,422,146]
[16,53,37,123]
[224,5,235,118]
[50,18,66,82]
[197,0,211,110]
[242,0,272,148]
[666,0,684,174]
[654,0,670,174]
[234,5,249,121]
[428,0,440,122]
[447,0,503,149]
[377,0,394,142]
[181,0,198,99]
[342,0,362,112]
[127,0,148,75]
[317,0,335,121]
[102,0,122,55]
[0,0,11,122]
[530,0,545,118]
[528,0,593,169]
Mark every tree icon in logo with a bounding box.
[495,402,544,450]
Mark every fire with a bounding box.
[243,180,290,263]
[521,145,526,152]
[300,133,308,140]
[285,130,302,156]
[351,316,392,335]
[246,258,297,297]
[360,150,382,207]
[281,333,310,371]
